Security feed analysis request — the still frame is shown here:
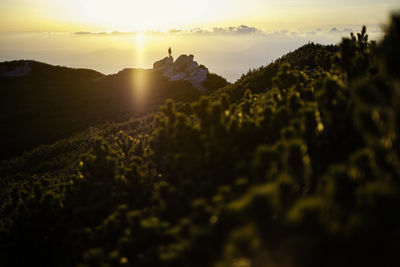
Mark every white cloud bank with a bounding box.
[72,24,384,37]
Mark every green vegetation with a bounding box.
[1,14,400,267]
[203,72,229,94]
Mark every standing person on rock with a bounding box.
[168,47,172,57]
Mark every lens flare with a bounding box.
[131,31,148,112]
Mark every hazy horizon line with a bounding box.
[0,23,386,36]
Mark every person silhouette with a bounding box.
[168,47,172,57]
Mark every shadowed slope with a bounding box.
[0,61,201,160]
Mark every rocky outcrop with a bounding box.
[1,62,31,77]
[153,54,208,93]
[153,56,173,71]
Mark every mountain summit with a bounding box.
[153,54,209,93]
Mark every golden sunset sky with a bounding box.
[0,0,398,32]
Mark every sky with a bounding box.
[0,0,399,81]
[0,0,399,32]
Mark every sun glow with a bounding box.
[135,32,146,53]
[131,69,149,112]
[131,31,148,110]
[43,0,234,32]
[1,0,398,33]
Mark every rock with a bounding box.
[173,55,194,72]
[2,62,31,77]
[169,72,187,81]
[153,54,209,93]
[153,56,173,71]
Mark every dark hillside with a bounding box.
[0,62,200,160]
[0,60,104,80]
[216,43,338,100]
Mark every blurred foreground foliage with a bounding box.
[1,14,400,267]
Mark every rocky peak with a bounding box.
[153,54,208,93]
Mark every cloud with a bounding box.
[167,25,265,36]
[73,25,265,36]
[71,25,383,39]
[327,26,383,34]
[74,31,98,35]
[168,29,183,34]
[73,31,138,36]
[329,27,358,33]
[213,25,263,35]
[330,27,339,33]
